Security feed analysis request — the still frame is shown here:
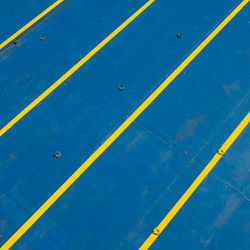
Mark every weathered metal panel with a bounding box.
[0,0,249,249]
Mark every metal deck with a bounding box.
[0,0,249,249]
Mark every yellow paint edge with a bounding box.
[0,0,155,137]
[140,112,250,250]
[1,0,248,249]
[0,0,65,50]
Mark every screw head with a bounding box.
[152,228,160,235]
[217,149,224,155]
[118,86,125,91]
[40,36,46,41]
[53,151,61,158]
[176,33,183,38]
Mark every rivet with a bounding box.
[152,228,160,235]
[217,149,224,155]
[53,151,61,158]
[13,41,18,45]
[40,36,46,41]
[176,33,183,38]
[118,86,125,91]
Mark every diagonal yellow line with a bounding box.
[0,0,155,137]
[140,112,250,249]
[1,0,248,249]
[0,0,65,50]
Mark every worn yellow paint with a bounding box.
[0,0,65,50]
[0,0,155,137]
[1,0,248,249]
[140,112,250,250]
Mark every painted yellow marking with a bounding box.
[0,0,155,137]
[140,113,250,250]
[1,0,248,249]
[0,0,65,50]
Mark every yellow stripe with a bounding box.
[140,113,250,250]
[0,0,155,137]
[1,0,248,249]
[0,0,65,50]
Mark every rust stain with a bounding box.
[125,131,146,152]
[214,194,241,228]
[0,220,7,232]
[223,84,231,97]
[175,115,204,143]
[223,81,241,97]
[159,149,172,164]
[7,153,17,163]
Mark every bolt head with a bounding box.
[217,149,224,155]
[152,228,160,235]
[40,36,46,41]
[176,33,183,38]
[118,86,125,91]
[53,151,61,158]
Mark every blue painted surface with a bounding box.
[0,0,56,43]
[153,127,250,250]
[0,0,249,249]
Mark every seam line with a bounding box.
[0,0,155,137]
[0,0,65,50]
[1,0,248,249]
[140,112,250,249]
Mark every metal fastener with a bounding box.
[217,149,224,155]
[40,36,46,41]
[118,86,125,91]
[176,33,183,38]
[53,151,61,158]
[152,228,160,235]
